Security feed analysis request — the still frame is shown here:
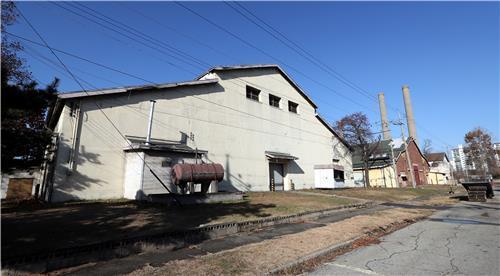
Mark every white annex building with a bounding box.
[41,65,354,202]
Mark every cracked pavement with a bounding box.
[310,188,500,276]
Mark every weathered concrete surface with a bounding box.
[310,192,500,275]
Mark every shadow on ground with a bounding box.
[1,199,275,262]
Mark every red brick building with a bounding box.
[396,138,430,187]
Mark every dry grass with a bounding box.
[128,207,434,276]
[310,185,463,202]
[2,192,355,260]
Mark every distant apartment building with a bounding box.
[494,142,500,167]
[450,144,475,172]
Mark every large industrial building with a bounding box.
[39,64,354,202]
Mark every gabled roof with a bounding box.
[352,137,430,170]
[425,152,448,162]
[198,64,351,150]
[50,65,351,150]
[48,78,219,129]
[352,140,403,169]
[196,64,318,109]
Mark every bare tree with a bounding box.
[422,139,433,155]
[334,112,380,188]
[464,127,496,178]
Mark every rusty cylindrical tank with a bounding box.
[171,163,224,186]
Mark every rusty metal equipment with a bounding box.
[461,181,494,202]
[171,163,224,194]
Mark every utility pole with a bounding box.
[392,113,417,188]
[446,145,456,186]
[389,139,399,188]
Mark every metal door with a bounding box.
[413,165,421,185]
[269,163,284,191]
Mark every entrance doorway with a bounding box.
[269,163,284,191]
[413,165,421,185]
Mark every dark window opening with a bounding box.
[246,86,260,101]
[288,101,298,113]
[269,94,281,108]
[334,170,344,181]
[161,159,172,167]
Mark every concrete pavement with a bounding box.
[310,190,500,276]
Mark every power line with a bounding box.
[226,2,453,147]
[73,1,211,70]
[126,4,246,65]
[8,33,336,140]
[175,1,377,114]
[46,1,354,116]
[14,0,451,149]
[23,44,122,88]
[5,32,158,84]
[15,6,182,205]
[50,1,201,74]
[227,1,378,102]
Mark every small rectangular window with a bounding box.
[246,86,260,101]
[288,101,298,113]
[269,94,281,108]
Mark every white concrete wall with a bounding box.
[49,67,352,201]
[429,158,452,184]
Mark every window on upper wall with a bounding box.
[246,86,260,101]
[288,101,298,113]
[269,94,281,108]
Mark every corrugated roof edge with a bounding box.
[196,64,318,109]
[48,78,219,129]
[58,78,219,99]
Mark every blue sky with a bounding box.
[8,1,499,151]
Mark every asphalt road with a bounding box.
[311,190,500,276]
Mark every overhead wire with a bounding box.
[15,5,183,205]
[23,41,338,147]
[50,1,200,74]
[72,1,210,70]
[19,2,450,148]
[231,1,379,102]
[10,32,342,138]
[10,36,339,143]
[174,1,378,114]
[35,2,352,117]
[224,2,453,148]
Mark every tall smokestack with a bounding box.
[402,85,418,144]
[378,92,391,140]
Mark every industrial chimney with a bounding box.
[378,92,391,140]
[402,85,418,144]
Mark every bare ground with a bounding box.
[1,192,354,260]
[127,207,435,276]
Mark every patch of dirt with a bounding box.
[127,208,434,276]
